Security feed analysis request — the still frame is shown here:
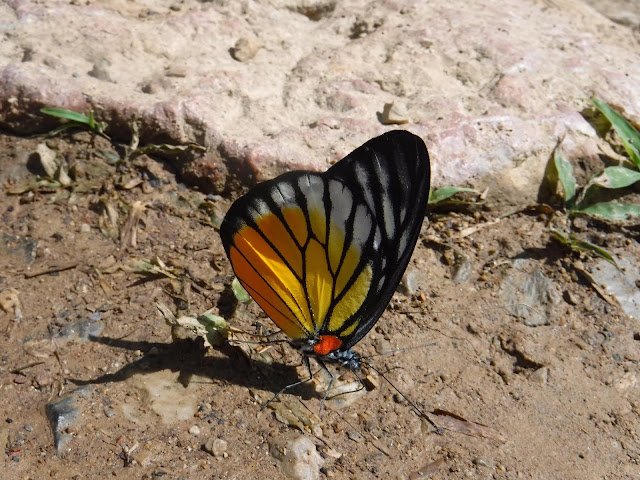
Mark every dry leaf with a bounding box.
[120,201,146,247]
[430,409,507,442]
[409,458,445,479]
[0,288,23,322]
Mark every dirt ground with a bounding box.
[1,131,639,480]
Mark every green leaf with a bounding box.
[553,148,576,204]
[589,166,640,189]
[232,277,251,303]
[43,123,78,137]
[551,229,621,271]
[41,107,91,124]
[573,201,640,220]
[592,98,640,169]
[428,186,478,204]
[196,313,229,347]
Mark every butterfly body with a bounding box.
[294,335,362,371]
[221,130,430,378]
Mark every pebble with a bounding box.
[379,102,410,124]
[363,373,379,390]
[269,435,324,480]
[24,424,33,432]
[45,386,94,454]
[203,438,227,458]
[564,290,579,306]
[473,457,491,467]
[189,425,201,436]
[103,406,116,418]
[13,373,28,384]
[231,37,262,62]
[132,449,153,467]
[529,367,549,385]
[452,250,474,284]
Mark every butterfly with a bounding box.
[220,130,431,405]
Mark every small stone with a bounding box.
[103,406,116,418]
[132,449,153,467]
[362,373,379,390]
[564,290,579,306]
[13,374,28,384]
[269,435,324,480]
[379,102,410,125]
[24,424,33,432]
[88,58,114,83]
[80,223,91,233]
[230,37,262,62]
[203,438,227,458]
[473,457,491,467]
[452,250,474,284]
[529,367,549,385]
[189,425,201,436]
[400,270,419,295]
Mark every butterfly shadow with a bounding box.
[69,334,317,400]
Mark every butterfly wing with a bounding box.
[220,131,430,349]
[325,131,430,348]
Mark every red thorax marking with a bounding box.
[313,335,342,355]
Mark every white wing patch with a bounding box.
[328,180,352,233]
[352,204,372,248]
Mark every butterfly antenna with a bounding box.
[228,337,289,346]
[361,360,443,434]
[359,342,438,361]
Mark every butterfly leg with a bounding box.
[324,367,366,402]
[315,358,335,417]
[262,355,314,410]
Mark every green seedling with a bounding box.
[541,99,640,269]
[545,100,640,220]
[428,186,479,205]
[41,107,110,140]
[551,229,620,271]
[592,98,640,170]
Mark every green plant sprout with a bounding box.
[544,98,640,270]
[428,186,479,205]
[41,107,110,140]
[546,99,640,220]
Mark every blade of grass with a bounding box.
[41,107,92,124]
[592,98,640,169]
[428,186,478,204]
[551,229,621,271]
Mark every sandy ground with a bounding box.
[1,131,639,479]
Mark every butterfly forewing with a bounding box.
[325,131,430,348]
[220,131,430,351]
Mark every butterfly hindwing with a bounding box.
[220,131,430,351]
